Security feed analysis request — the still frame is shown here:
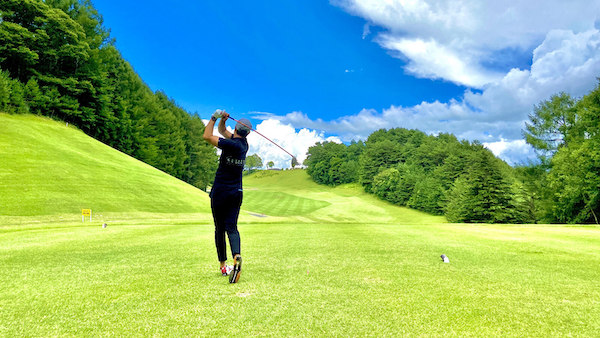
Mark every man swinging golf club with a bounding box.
[203,109,251,283]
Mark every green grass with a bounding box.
[0,113,211,223]
[241,169,444,225]
[242,190,331,216]
[1,221,599,336]
[1,114,600,335]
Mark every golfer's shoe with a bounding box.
[229,256,242,283]
[220,265,233,276]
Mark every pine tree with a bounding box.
[445,149,519,223]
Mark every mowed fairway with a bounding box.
[2,217,599,335]
[2,116,600,336]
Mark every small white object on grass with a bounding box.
[441,254,449,263]
[102,223,107,228]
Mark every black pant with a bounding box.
[211,189,242,262]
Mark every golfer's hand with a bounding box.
[221,112,229,121]
[212,109,224,120]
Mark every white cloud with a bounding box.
[246,119,341,169]
[362,23,371,39]
[332,0,600,87]
[483,139,536,166]
[379,36,503,87]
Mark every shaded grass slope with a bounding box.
[0,113,211,219]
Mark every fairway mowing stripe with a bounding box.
[290,195,300,211]
[298,197,305,211]
[243,191,330,217]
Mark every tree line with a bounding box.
[0,0,218,190]
[305,131,530,223]
[305,83,600,224]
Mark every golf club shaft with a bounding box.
[229,116,296,159]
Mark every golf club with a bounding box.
[229,116,299,167]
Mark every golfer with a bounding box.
[203,109,251,283]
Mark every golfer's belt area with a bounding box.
[242,191,330,217]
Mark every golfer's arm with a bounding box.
[203,118,219,147]
[218,118,232,139]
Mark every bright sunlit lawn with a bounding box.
[1,218,599,336]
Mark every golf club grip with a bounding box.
[229,116,296,159]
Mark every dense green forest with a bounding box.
[305,84,600,224]
[0,0,217,189]
[305,131,531,223]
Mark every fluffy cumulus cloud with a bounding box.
[256,1,600,165]
[482,139,537,166]
[246,119,341,169]
[379,37,503,87]
[332,0,599,88]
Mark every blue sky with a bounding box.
[93,1,463,114]
[92,0,600,168]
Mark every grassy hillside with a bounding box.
[0,113,211,222]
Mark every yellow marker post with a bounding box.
[82,209,92,222]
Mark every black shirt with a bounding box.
[211,136,249,195]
